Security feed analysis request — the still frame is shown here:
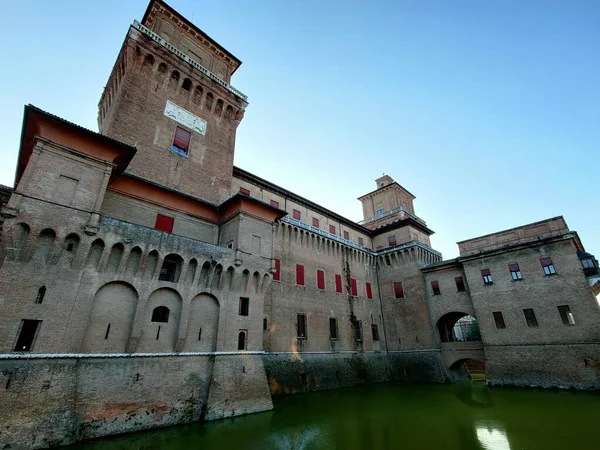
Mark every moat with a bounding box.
[72,382,600,450]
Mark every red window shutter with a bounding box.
[335,274,342,293]
[388,235,397,246]
[317,269,325,290]
[351,278,358,297]
[293,209,301,220]
[481,268,491,276]
[329,225,336,234]
[540,257,552,266]
[296,264,304,285]
[358,237,364,246]
[393,281,404,298]
[273,258,281,281]
[508,263,519,271]
[270,199,280,208]
[239,187,250,196]
[173,126,191,152]
[344,231,350,240]
[312,218,319,228]
[366,282,373,299]
[155,214,174,233]
[431,281,439,289]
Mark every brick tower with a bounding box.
[98,0,248,204]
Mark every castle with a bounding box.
[1,1,599,448]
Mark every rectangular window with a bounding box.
[239,187,250,196]
[329,318,338,339]
[172,126,191,155]
[388,235,397,246]
[312,218,319,228]
[455,276,466,292]
[239,297,249,316]
[540,257,556,275]
[317,269,325,290]
[557,305,576,325]
[523,308,539,327]
[155,214,174,233]
[343,231,350,240]
[355,321,363,341]
[393,281,404,298]
[351,278,358,297]
[329,225,336,234]
[431,281,441,295]
[509,263,523,281]
[297,314,307,339]
[296,264,304,286]
[273,258,281,281]
[371,324,380,341]
[270,199,280,208]
[481,268,493,285]
[293,209,301,220]
[366,282,373,299]
[358,237,364,246]
[14,320,42,352]
[335,274,343,293]
[263,318,268,332]
[493,311,506,329]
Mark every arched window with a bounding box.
[144,54,155,67]
[182,78,192,91]
[35,286,46,304]
[151,306,170,323]
[237,331,247,350]
[193,85,203,105]
[225,105,234,120]
[158,63,167,74]
[171,70,180,82]
[215,98,224,116]
[159,254,183,283]
[205,93,214,111]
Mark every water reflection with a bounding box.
[476,422,511,450]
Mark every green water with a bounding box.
[74,382,600,450]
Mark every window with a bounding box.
[263,318,268,331]
[366,282,373,299]
[239,187,250,196]
[329,225,336,234]
[393,281,404,298]
[523,308,539,327]
[557,305,575,325]
[343,231,350,240]
[182,78,192,91]
[358,237,364,246]
[509,263,523,281]
[335,274,343,293]
[312,218,319,228]
[35,286,46,304]
[273,258,281,281]
[377,208,384,215]
[540,257,556,276]
[355,320,363,341]
[431,281,441,295]
[388,235,397,246]
[351,278,358,297]
[296,264,304,286]
[493,311,506,329]
[297,314,307,339]
[455,276,466,292]
[239,297,249,316]
[270,199,280,208]
[151,306,170,323]
[481,268,493,285]
[329,318,338,339]
[159,255,181,282]
[155,214,174,233]
[293,209,301,220]
[371,324,380,341]
[14,320,41,352]
[582,258,595,269]
[237,331,247,350]
[317,269,325,290]
[172,126,191,155]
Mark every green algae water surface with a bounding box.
[73,382,600,450]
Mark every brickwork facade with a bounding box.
[1,1,599,448]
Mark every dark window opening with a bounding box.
[455,276,466,292]
[159,260,177,281]
[297,314,307,339]
[35,286,46,304]
[329,318,338,339]
[540,257,556,276]
[558,305,575,325]
[227,240,234,249]
[493,312,506,329]
[172,126,191,155]
[431,281,441,295]
[151,306,170,323]
[481,268,493,285]
[182,78,192,91]
[371,324,380,341]
[509,263,523,281]
[263,318,268,332]
[67,243,74,251]
[393,281,404,298]
[523,308,539,327]
[239,297,249,316]
[238,331,247,350]
[14,320,41,352]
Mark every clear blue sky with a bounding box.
[1,0,599,259]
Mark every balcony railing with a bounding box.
[132,21,248,102]
[281,216,368,252]
[358,207,427,227]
